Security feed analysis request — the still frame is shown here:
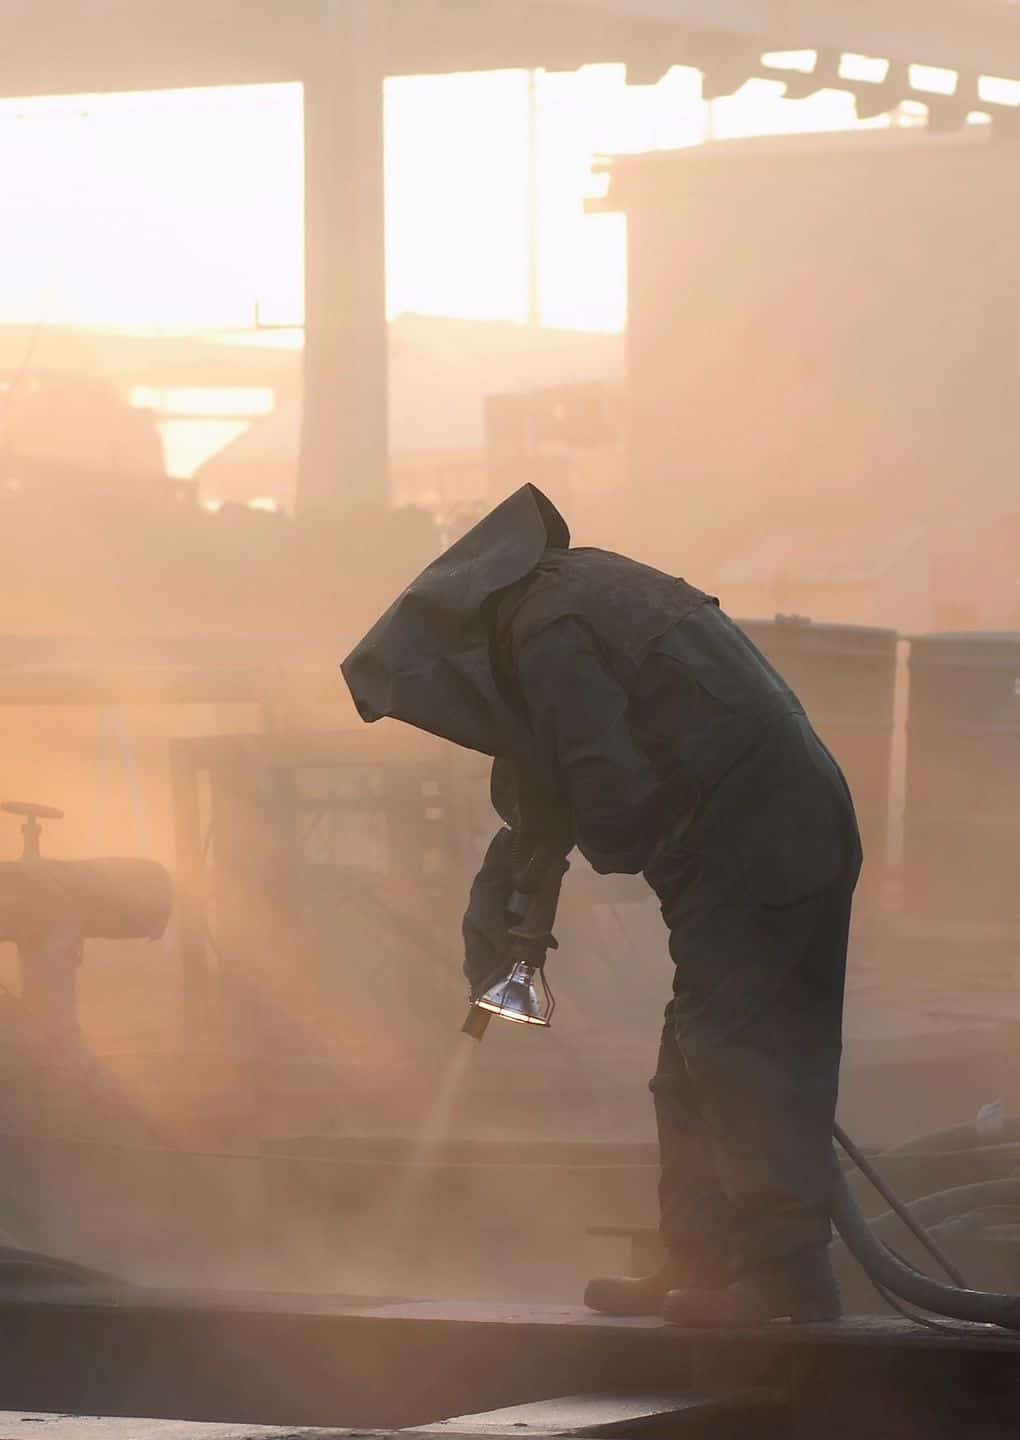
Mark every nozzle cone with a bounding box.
[475,960,551,1026]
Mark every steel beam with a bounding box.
[0,0,306,99]
[548,1,1020,79]
[1,2,1019,102]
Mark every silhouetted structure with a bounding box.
[5,2,1020,515]
[596,129,1020,630]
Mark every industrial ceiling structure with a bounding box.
[5,1,1020,95]
[5,0,1019,513]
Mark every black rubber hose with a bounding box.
[830,1158,1020,1330]
[833,1123,966,1287]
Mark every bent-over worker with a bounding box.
[342,484,861,1327]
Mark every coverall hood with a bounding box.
[340,484,569,758]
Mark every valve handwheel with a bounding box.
[2,801,65,859]
[1,802,64,820]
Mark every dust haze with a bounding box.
[1,34,1018,1316]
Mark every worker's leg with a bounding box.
[649,999,734,1276]
[647,764,858,1322]
[674,881,852,1275]
[584,1002,730,1314]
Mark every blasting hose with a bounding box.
[830,1133,1020,1331]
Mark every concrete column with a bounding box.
[298,0,388,514]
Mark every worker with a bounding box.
[342,485,861,1327]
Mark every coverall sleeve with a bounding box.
[462,825,515,994]
[513,615,664,875]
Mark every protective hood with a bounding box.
[341,484,569,757]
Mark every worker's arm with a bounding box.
[461,826,516,995]
[512,616,669,875]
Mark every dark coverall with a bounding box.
[464,547,862,1277]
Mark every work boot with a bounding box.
[584,1252,728,1317]
[662,1246,841,1328]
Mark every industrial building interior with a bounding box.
[1,3,1020,1437]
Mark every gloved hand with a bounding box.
[462,826,516,997]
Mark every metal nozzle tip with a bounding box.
[462,1005,492,1041]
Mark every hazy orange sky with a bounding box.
[0,62,892,339]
